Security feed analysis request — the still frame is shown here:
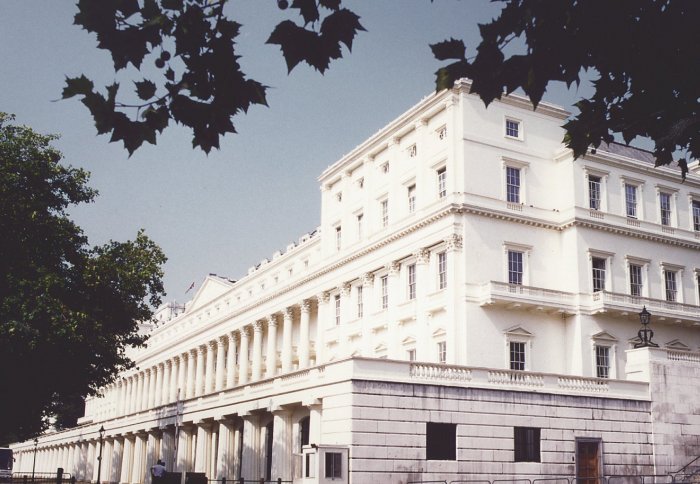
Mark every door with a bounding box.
[576,439,601,484]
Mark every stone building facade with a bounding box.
[11,80,700,483]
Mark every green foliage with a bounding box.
[432,0,700,178]
[66,0,364,155]
[0,114,166,445]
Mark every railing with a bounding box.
[590,291,700,318]
[410,477,687,484]
[667,351,700,363]
[486,282,577,303]
[410,364,472,382]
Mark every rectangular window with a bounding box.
[381,199,389,227]
[437,252,447,290]
[693,200,700,231]
[426,422,456,460]
[664,270,678,302]
[509,341,525,370]
[357,285,363,318]
[407,263,416,300]
[505,119,520,138]
[407,349,416,361]
[335,226,341,251]
[595,345,610,379]
[356,213,363,239]
[437,167,447,198]
[588,175,601,210]
[437,341,446,364]
[514,427,541,462]
[381,275,388,310]
[625,183,638,218]
[334,294,341,325]
[324,452,342,479]
[408,184,416,213]
[629,264,643,297]
[660,192,672,226]
[508,250,523,285]
[592,257,606,292]
[506,166,521,203]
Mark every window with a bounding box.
[426,422,456,460]
[514,427,540,462]
[693,200,700,231]
[588,175,602,210]
[506,166,521,203]
[356,213,363,239]
[324,452,342,479]
[505,118,521,139]
[381,275,388,310]
[298,417,310,452]
[595,345,610,378]
[591,257,606,292]
[629,264,643,297]
[437,167,447,198]
[407,264,416,300]
[381,199,389,228]
[334,294,341,325]
[357,285,363,318]
[335,226,341,251]
[625,183,638,218]
[437,341,446,364]
[408,184,416,213]
[508,250,523,285]
[437,252,447,290]
[407,349,416,361]
[509,341,525,370]
[664,270,678,302]
[660,192,672,226]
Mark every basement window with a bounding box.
[426,422,456,460]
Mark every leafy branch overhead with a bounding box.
[431,0,700,178]
[65,0,364,155]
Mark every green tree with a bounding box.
[0,114,166,445]
[64,0,364,154]
[432,0,699,177]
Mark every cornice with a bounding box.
[584,150,700,188]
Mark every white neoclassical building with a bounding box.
[12,80,700,484]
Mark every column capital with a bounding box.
[144,368,152,376]
[229,331,239,343]
[445,233,463,252]
[300,299,311,314]
[189,348,198,358]
[267,314,278,328]
[361,272,375,287]
[316,291,330,305]
[253,321,263,333]
[239,326,250,339]
[386,260,400,276]
[207,340,217,350]
[217,335,226,346]
[172,354,181,364]
[282,307,293,321]
[197,345,206,355]
[340,282,352,297]
[414,248,431,265]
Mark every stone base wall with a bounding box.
[346,380,654,484]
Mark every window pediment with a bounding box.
[504,326,532,339]
[665,339,690,351]
[592,331,618,343]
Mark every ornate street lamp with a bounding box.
[97,426,105,484]
[32,438,38,482]
[634,306,659,348]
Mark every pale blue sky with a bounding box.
[0,1,591,302]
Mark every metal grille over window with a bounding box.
[506,166,521,203]
[596,346,610,378]
[426,422,456,460]
[514,427,541,462]
[509,341,525,370]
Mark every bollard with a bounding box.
[277,479,282,484]
[70,476,76,484]
[259,478,264,484]
[221,478,226,484]
[56,468,64,484]
[238,478,243,484]
[23,476,28,484]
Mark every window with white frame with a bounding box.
[664,269,679,302]
[592,331,617,379]
[629,263,643,297]
[505,118,521,139]
[505,326,532,371]
[356,213,363,240]
[693,200,700,232]
[407,263,416,300]
[335,226,341,251]
[506,166,521,203]
[659,191,673,226]
[510,341,526,370]
[437,341,447,364]
[437,251,447,290]
[334,294,341,325]
[380,198,389,228]
[437,167,447,198]
[356,285,363,318]
[588,175,602,210]
[324,452,342,479]
[407,348,416,361]
[381,275,388,310]
[595,345,610,378]
[508,250,524,285]
[625,183,639,218]
[408,184,416,213]
[591,256,607,292]
[696,271,700,305]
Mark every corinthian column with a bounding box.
[298,301,311,369]
[204,341,215,394]
[186,349,196,398]
[195,345,206,396]
[251,321,263,381]
[225,332,238,388]
[265,315,278,378]
[154,363,164,407]
[215,336,226,391]
[281,308,293,373]
[238,327,250,385]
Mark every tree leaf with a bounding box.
[430,38,466,61]
[62,75,95,99]
[134,79,157,100]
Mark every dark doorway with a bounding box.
[265,421,274,481]
[299,416,310,452]
[576,439,601,484]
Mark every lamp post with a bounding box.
[634,306,659,348]
[32,438,38,482]
[97,426,105,484]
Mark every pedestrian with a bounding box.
[151,459,166,484]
